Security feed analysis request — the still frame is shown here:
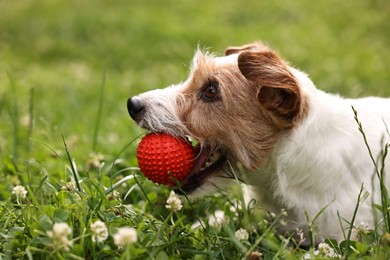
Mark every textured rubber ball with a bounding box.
[136,133,195,186]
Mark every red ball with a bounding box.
[136,133,195,186]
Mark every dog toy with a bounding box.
[136,133,195,186]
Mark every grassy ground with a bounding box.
[0,0,389,258]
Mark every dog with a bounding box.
[127,42,390,243]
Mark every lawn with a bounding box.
[0,0,389,258]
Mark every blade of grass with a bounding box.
[383,118,390,138]
[343,183,367,258]
[172,177,207,232]
[244,216,280,259]
[92,69,106,151]
[380,119,390,232]
[104,174,137,195]
[62,134,82,192]
[0,92,5,115]
[337,210,347,240]
[106,132,145,194]
[353,106,390,232]
[7,72,19,159]
[352,107,380,180]
[305,201,332,247]
[133,173,164,221]
[26,88,35,154]
[379,144,390,232]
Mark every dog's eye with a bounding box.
[200,81,219,102]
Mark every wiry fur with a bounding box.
[134,86,188,137]
[128,42,390,243]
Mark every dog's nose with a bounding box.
[127,97,144,122]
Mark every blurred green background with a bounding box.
[0,0,389,163]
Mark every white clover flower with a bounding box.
[303,252,313,260]
[355,221,370,234]
[113,227,138,248]
[86,152,105,169]
[90,220,108,243]
[314,242,339,258]
[165,191,183,212]
[20,114,31,128]
[235,228,249,241]
[248,251,263,259]
[108,133,119,144]
[107,190,120,201]
[61,181,76,192]
[352,221,371,241]
[190,219,205,230]
[47,222,73,251]
[208,210,226,230]
[12,185,28,199]
[229,202,241,221]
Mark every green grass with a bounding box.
[0,0,390,258]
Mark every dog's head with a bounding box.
[127,42,309,197]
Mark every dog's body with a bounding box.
[127,42,390,242]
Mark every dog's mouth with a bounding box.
[176,143,228,194]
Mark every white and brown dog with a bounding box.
[127,42,390,243]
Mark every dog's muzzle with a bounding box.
[127,97,144,122]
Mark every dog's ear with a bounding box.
[225,42,269,56]
[238,50,302,128]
